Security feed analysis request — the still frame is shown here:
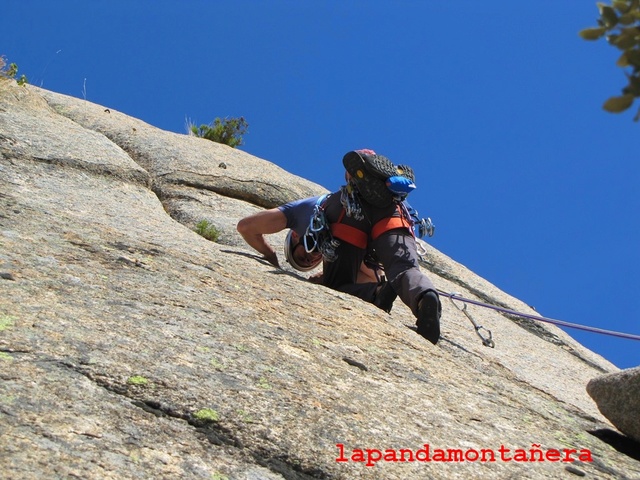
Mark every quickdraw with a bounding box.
[437,289,640,342]
[340,184,364,220]
[416,217,436,238]
[414,247,495,347]
[448,293,495,348]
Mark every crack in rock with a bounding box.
[56,360,328,480]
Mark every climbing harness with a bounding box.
[370,205,415,241]
[305,187,431,263]
[436,290,640,344]
[447,293,495,348]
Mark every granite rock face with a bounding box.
[587,366,640,443]
[1,81,639,479]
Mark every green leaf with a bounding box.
[625,74,640,95]
[603,93,635,112]
[579,26,608,40]
[618,13,635,24]
[617,51,630,67]
[612,28,640,49]
[623,49,640,68]
[612,0,630,14]
[600,5,619,27]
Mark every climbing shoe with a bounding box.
[373,281,397,313]
[416,290,441,345]
[395,164,415,183]
[343,150,398,208]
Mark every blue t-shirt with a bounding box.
[278,194,424,238]
[278,195,322,237]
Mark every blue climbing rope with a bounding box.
[438,290,640,341]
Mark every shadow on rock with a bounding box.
[588,428,640,461]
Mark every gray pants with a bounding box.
[373,231,437,316]
[320,192,438,317]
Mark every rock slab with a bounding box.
[1,79,639,479]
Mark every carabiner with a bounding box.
[449,293,495,348]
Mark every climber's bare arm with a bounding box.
[237,208,287,267]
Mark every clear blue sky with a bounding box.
[4,1,639,369]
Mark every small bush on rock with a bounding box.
[193,408,219,422]
[195,220,220,242]
[189,116,248,148]
[0,56,28,85]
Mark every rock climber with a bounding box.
[236,149,441,344]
